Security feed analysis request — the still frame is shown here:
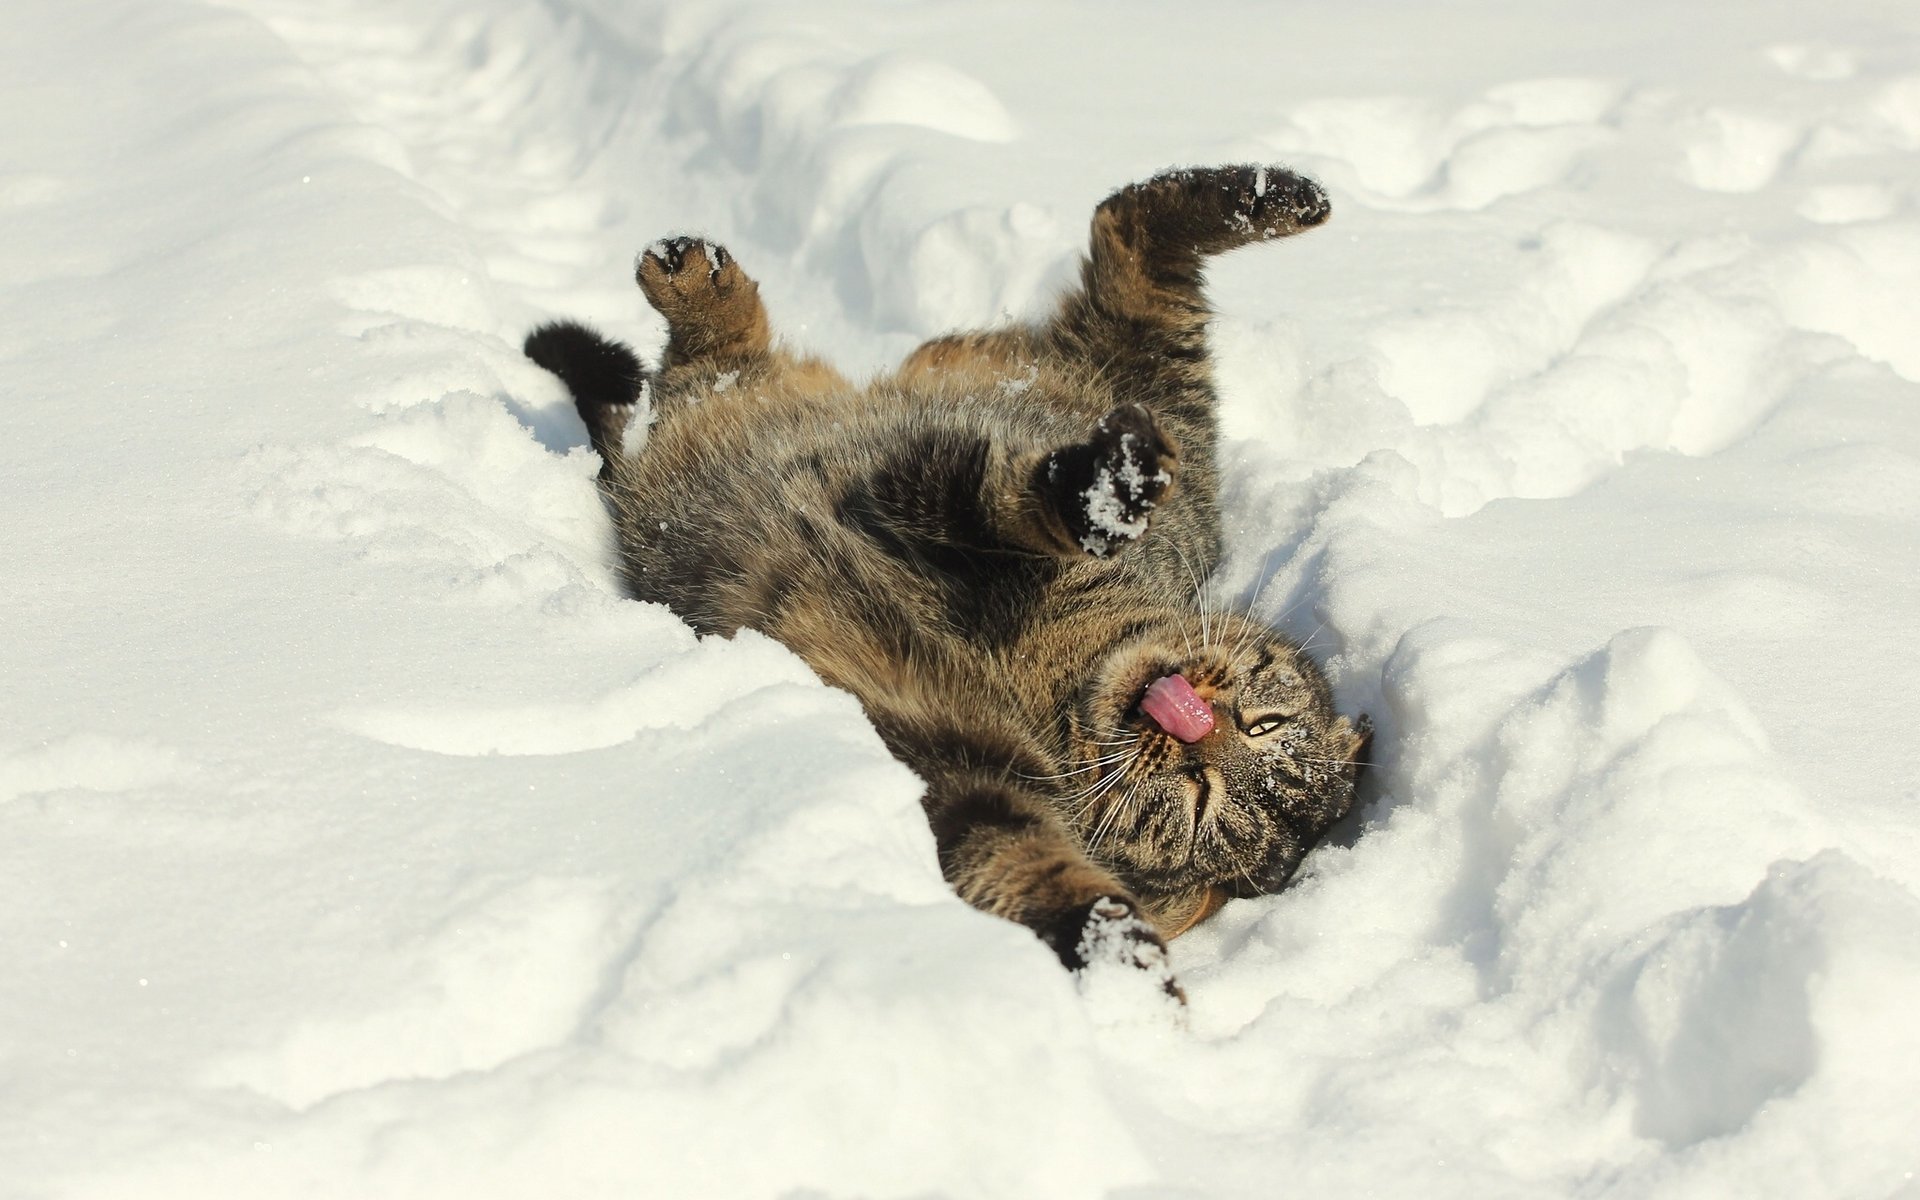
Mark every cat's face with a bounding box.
[1066,614,1369,921]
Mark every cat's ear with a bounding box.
[1335,713,1373,772]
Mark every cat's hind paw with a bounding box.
[1223,163,1332,241]
[1104,163,1330,259]
[635,236,770,363]
[1041,404,1178,558]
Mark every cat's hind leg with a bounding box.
[893,328,1041,385]
[638,237,851,407]
[1074,164,1329,335]
[636,237,771,375]
[1034,166,1330,574]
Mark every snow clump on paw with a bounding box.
[1074,899,1187,1027]
[1078,454,1155,556]
[1074,410,1173,556]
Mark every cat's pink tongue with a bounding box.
[1140,674,1215,743]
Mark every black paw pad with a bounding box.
[1042,404,1177,558]
[639,236,732,285]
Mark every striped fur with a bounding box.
[527,167,1367,991]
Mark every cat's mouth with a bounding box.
[1111,663,1217,744]
[1138,674,1215,742]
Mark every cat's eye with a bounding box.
[1242,715,1289,737]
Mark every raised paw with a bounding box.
[1041,896,1185,1004]
[1040,404,1178,558]
[1103,163,1330,258]
[637,236,735,299]
[634,236,770,364]
[1222,163,1331,240]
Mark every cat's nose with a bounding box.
[1140,673,1215,742]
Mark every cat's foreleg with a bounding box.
[1041,165,1330,452]
[853,405,1178,559]
[893,328,1041,384]
[927,776,1182,997]
[1025,166,1328,574]
[1007,403,1179,559]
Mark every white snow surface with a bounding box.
[5,0,1919,1196]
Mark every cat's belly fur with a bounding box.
[600,375,1163,764]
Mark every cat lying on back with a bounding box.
[525,165,1368,998]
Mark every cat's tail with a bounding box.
[525,320,645,412]
[524,320,647,473]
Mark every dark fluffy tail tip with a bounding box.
[523,320,645,413]
[523,319,606,372]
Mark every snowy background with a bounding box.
[4,0,1919,1195]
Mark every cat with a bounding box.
[524,164,1369,998]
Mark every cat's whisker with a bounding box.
[1017,749,1135,782]
[1065,750,1139,819]
[1258,591,1320,656]
[1063,758,1124,797]
[1124,783,1151,844]
[1296,619,1329,654]
[1170,541,1216,651]
[1090,780,1140,854]
[1271,592,1312,625]
[1295,755,1374,769]
[1127,554,1197,660]
[1086,797,1116,847]
[1229,848,1263,898]
[1078,741,1145,822]
[1226,562,1316,667]
[1243,550,1284,615]
[1121,776,1156,846]
[1217,555,1282,666]
[1225,606,1265,666]
[1174,609,1197,660]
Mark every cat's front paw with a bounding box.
[1042,404,1178,558]
[1040,896,1185,1003]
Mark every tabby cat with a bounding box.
[525,165,1368,997]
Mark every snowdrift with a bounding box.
[4,0,1917,1196]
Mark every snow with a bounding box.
[4,0,1918,1196]
[1079,457,1153,555]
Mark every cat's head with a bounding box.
[1066,613,1370,924]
